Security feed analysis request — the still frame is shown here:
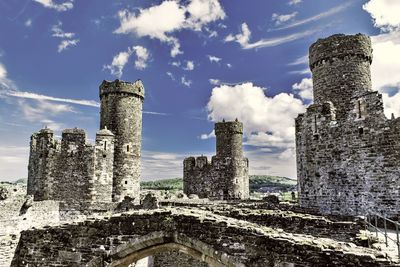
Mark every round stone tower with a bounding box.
[99,79,145,202]
[215,120,243,159]
[309,33,373,120]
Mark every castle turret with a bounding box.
[309,34,372,120]
[99,79,144,202]
[215,119,243,158]
[183,120,249,200]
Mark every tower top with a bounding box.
[99,79,145,99]
[215,120,243,135]
[309,33,372,70]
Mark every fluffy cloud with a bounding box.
[184,60,195,71]
[51,22,79,52]
[104,45,149,77]
[225,23,316,50]
[114,0,225,57]
[200,130,215,140]
[33,0,73,12]
[363,0,400,32]
[206,82,306,148]
[292,77,313,101]
[132,46,149,70]
[104,50,131,78]
[272,12,298,26]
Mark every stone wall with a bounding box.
[296,33,400,216]
[27,127,115,203]
[11,208,396,266]
[183,120,249,200]
[153,251,208,267]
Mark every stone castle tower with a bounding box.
[27,79,144,203]
[99,79,144,202]
[183,120,249,200]
[296,34,400,216]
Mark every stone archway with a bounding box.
[106,231,243,267]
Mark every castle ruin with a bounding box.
[183,120,249,200]
[296,33,400,216]
[27,79,144,203]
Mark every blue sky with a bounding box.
[1,0,400,181]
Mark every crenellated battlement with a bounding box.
[309,33,372,70]
[99,79,144,99]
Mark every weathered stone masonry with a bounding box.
[27,79,144,203]
[183,120,249,200]
[296,33,400,216]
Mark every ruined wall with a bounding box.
[183,121,249,200]
[27,128,60,200]
[11,208,395,267]
[100,79,144,202]
[27,128,115,203]
[296,33,400,216]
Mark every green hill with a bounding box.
[140,175,297,192]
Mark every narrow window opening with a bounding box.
[358,100,362,118]
[313,115,318,133]
[125,181,128,184]
[104,141,107,150]
[127,145,129,152]
[103,154,106,158]
[235,179,238,184]
[359,127,364,135]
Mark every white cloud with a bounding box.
[51,22,79,52]
[57,39,79,52]
[104,46,150,77]
[51,22,75,39]
[288,55,308,65]
[272,12,298,26]
[226,63,232,68]
[181,76,192,87]
[114,0,226,57]
[363,0,400,32]
[209,78,221,85]
[166,72,175,80]
[0,63,7,80]
[132,46,149,70]
[103,49,132,78]
[25,19,32,27]
[292,78,313,101]
[171,61,181,67]
[288,0,302,5]
[206,82,306,148]
[186,0,226,30]
[275,2,351,30]
[33,0,73,12]
[200,130,215,140]
[225,23,316,50]
[3,90,100,107]
[184,60,195,71]
[207,55,221,63]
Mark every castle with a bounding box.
[296,34,400,216]
[27,79,144,203]
[183,119,249,200]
